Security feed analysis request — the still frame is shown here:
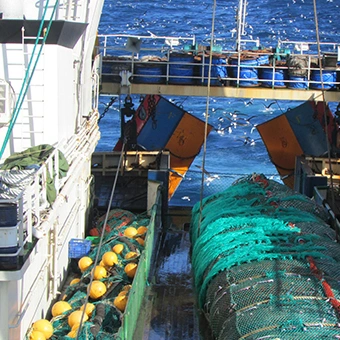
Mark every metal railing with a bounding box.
[0,112,99,263]
[96,34,340,91]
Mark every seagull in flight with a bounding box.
[194,165,221,186]
[262,101,277,110]
[244,99,253,106]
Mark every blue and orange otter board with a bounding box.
[115,95,213,198]
[257,100,337,188]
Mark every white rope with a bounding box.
[313,0,337,240]
[76,142,127,339]
[198,0,217,236]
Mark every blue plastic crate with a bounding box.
[68,238,91,259]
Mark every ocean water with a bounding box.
[96,0,340,206]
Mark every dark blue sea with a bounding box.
[96,0,340,206]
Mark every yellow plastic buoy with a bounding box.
[135,237,145,246]
[124,251,138,260]
[80,302,96,316]
[137,226,148,235]
[89,280,107,299]
[114,294,128,312]
[66,329,78,338]
[32,319,54,339]
[124,262,138,278]
[123,226,138,238]
[68,310,88,328]
[71,322,81,331]
[122,284,132,292]
[102,251,118,267]
[78,256,93,272]
[70,278,80,285]
[112,243,124,255]
[29,330,46,340]
[92,265,107,280]
[51,301,72,317]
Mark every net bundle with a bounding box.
[43,209,149,339]
[190,174,340,339]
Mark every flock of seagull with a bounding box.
[207,100,280,145]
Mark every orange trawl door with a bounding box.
[165,112,213,198]
[257,114,303,188]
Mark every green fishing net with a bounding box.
[190,174,340,339]
[26,208,150,339]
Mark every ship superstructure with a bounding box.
[0,1,104,338]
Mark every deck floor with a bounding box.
[140,208,202,340]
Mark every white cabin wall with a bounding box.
[44,45,76,143]
[0,1,23,19]
[73,0,104,123]
[0,281,9,339]
[0,44,77,158]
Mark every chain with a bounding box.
[147,95,157,129]
[98,96,117,122]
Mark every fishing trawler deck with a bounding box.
[135,207,203,340]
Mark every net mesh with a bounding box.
[190,174,340,339]
[27,208,150,339]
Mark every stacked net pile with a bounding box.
[190,174,340,339]
[27,208,149,339]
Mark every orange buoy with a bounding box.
[91,265,107,280]
[32,320,53,339]
[122,284,132,291]
[112,243,124,255]
[124,262,138,278]
[135,237,145,246]
[124,226,138,238]
[137,226,148,235]
[89,280,107,299]
[78,256,93,272]
[66,329,78,338]
[68,310,88,328]
[114,294,128,312]
[70,278,81,285]
[29,331,46,340]
[51,301,72,317]
[80,302,96,316]
[102,251,118,267]
[124,251,138,260]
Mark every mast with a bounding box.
[236,0,247,51]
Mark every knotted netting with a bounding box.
[27,208,150,339]
[190,174,340,339]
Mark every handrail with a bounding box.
[0,0,59,159]
[96,35,340,91]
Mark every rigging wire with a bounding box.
[198,0,217,237]
[312,0,337,240]
[0,0,58,159]
[76,142,126,339]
